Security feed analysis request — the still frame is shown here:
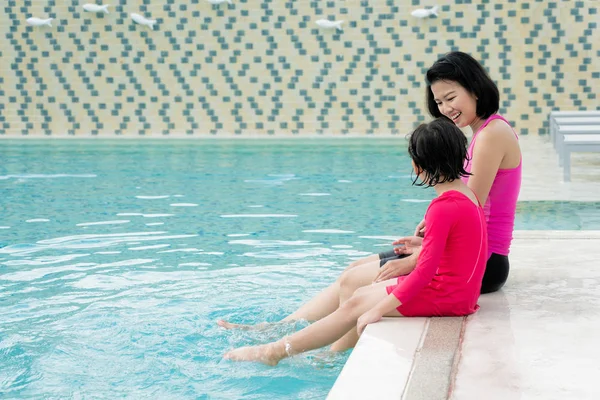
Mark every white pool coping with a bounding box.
[327,318,428,400]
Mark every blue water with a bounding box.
[0,139,431,399]
[1,140,599,399]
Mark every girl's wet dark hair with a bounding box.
[426,51,499,119]
[408,118,471,187]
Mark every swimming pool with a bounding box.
[1,140,598,398]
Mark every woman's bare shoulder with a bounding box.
[476,118,521,168]
[478,118,517,142]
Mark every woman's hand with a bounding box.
[357,308,383,337]
[414,219,426,237]
[374,255,418,283]
[392,236,423,255]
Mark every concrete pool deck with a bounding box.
[516,134,600,201]
[329,134,600,399]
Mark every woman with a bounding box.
[223,119,488,365]
[219,51,522,345]
[376,51,522,293]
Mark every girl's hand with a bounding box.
[357,309,383,337]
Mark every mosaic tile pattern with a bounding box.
[0,0,598,136]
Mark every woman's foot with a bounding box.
[223,341,287,366]
[216,319,270,330]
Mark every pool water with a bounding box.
[1,139,430,399]
[515,201,600,230]
[1,140,598,399]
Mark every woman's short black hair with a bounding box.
[408,118,471,187]
[426,51,499,119]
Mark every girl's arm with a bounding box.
[390,198,456,305]
[357,292,401,336]
[467,120,515,205]
[358,199,456,335]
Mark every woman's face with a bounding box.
[430,80,478,128]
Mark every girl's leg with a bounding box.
[223,278,401,365]
[331,254,414,349]
[329,324,360,352]
[218,259,382,330]
[331,279,401,352]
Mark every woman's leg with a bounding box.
[218,258,383,330]
[271,251,405,324]
[223,278,401,365]
[347,253,380,270]
[480,253,510,294]
[283,259,381,322]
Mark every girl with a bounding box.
[223,118,488,365]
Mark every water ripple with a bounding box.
[228,240,317,248]
[302,229,354,234]
[220,214,298,218]
[243,248,332,259]
[128,244,171,251]
[0,262,97,282]
[0,232,198,257]
[157,248,201,253]
[135,195,170,199]
[0,174,97,180]
[244,174,298,186]
[1,254,90,267]
[76,220,130,227]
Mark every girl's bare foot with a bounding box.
[223,341,287,366]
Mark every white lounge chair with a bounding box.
[551,117,600,148]
[558,134,600,181]
[549,110,600,147]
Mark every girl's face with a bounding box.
[430,80,478,128]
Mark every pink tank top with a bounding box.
[461,114,522,257]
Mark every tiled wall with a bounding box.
[0,0,598,136]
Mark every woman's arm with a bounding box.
[468,120,515,204]
[373,247,421,283]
